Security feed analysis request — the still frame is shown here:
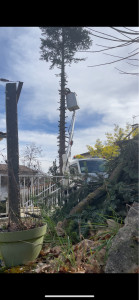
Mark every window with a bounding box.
[1,176,8,186]
[69,163,79,175]
[79,160,106,174]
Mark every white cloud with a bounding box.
[0,27,138,172]
[0,114,6,130]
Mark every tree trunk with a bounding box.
[58,28,67,175]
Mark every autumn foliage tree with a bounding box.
[87,124,138,160]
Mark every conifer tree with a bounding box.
[40,27,92,174]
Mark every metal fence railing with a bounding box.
[0,174,72,218]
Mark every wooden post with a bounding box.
[5,83,20,223]
[0,175,1,196]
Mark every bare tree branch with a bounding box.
[128,47,139,54]
[78,41,134,54]
[103,52,139,61]
[124,27,139,33]
[87,27,139,43]
[88,52,139,68]
[126,61,139,67]
[88,30,129,43]
[111,27,139,36]
[88,27,125,41]
[84,27,139,75]
[115,67,139,75]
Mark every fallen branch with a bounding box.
[62,162,123,227]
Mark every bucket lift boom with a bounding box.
[62,89,80,175]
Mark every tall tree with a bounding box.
[40,27,92,174]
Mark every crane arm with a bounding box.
[62,110,76,175]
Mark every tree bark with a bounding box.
[58,28,67,175]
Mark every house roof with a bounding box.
[0,164,37,175]
[79,152,92,158]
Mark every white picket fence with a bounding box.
[0,174,72,218]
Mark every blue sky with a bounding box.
[0,27,138,172]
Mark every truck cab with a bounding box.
[69,158,107,179]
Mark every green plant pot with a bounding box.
[0,223,47,268]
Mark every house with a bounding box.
[79,152,92,158]
[73,152,92,159]
[0,164,37,201]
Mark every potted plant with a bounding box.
[0,82,47,268]
[0,217,47,268]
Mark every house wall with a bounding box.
[0,175,8,201]
[0,186,8,201]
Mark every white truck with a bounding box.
[69,157,107,180]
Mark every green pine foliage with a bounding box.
[40,27,92,68]
[51,134,138,243]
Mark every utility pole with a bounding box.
[5,82,23,223]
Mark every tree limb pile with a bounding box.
[62,162,123,227]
